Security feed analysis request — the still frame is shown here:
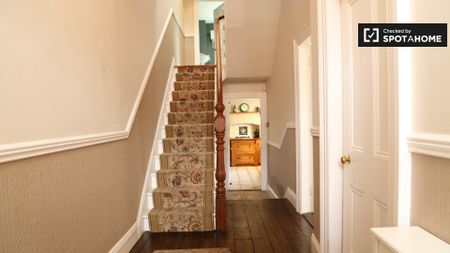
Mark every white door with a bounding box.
[342,0,391,252]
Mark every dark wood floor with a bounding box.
[131,191,312,253]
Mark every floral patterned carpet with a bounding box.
[149,65,216,232]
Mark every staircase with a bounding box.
[149,65,216,232]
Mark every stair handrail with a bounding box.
[214,15,226,231]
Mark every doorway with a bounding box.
[196,0,224,64]
[227,98,261,190]
[294,36,314,221]
[224,92,268,191]
[316,0,398,252]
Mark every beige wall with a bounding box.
[266,0,310,144]
[310,0,320,129]
[225,0,281,79]
[223,82,266,93]
[0,17,184,253]
[312,136,320,241]
[410,154,450,243]
[410,0,450,135]
[183,0,195,64]
[310,0,320,242]
[0,0,183,145]
[268,129,296,197]
[408,0,450,243]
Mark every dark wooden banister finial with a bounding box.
[214,15,226,231]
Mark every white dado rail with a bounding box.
[0,9,185,164]
[407,133,450,159]
[372,226,450,253]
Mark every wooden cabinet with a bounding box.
[230,139,261,166]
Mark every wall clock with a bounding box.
[239,103,249,112]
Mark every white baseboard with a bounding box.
[311,233,320,253]
[284,187,297,208]
[267,185,280,199]
[108,222,140,253]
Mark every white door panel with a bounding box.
[342,0,390,252]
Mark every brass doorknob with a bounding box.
[340,155,351,165]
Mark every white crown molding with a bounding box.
[0,9,184,164]
[310,127,320,137]
[407,132,450,160]
[108,222,140,253]
[267,122,295,149]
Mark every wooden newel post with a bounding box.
[214,16,227,231]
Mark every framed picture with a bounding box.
[239,126,248,136]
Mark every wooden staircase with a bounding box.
[149,65,216,232]
[148,14,227,233]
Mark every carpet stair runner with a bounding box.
[149,65,216,232]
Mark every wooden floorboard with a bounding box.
[130,191,312,253]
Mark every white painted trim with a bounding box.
[137,58,176,233]
[126,9,182,132]
[294,34,314,214]
[223,91,268,191]
[0,131,128,163]
[267,185,280,199]
[286,122,296,128]
[0,9,185,164]
[407,133,450,160]
[172,10,186,36]
[316,1,399,253]
[193,0,200,65]
[108,222,140,253]
[266,122,296,150]
[317,0,343,252]
[310,127,320,137]
[371,226,450,253]
[311,233,321,253]
[284,187,297,209]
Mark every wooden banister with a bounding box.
[214,15,226,231]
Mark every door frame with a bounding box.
[223,91,268,191]
[293,29,314,214]
[317,0,399,252]
[193,0,200,64]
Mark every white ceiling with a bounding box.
[224,0,282,81]
[199,0,224,23]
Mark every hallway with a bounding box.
[131,191,312,253]
[229,166,261,190]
